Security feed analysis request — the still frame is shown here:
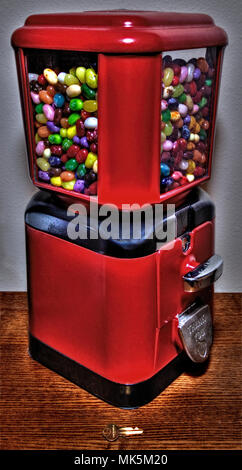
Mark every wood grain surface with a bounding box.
[0,292,241,450]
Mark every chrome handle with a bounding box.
[183,254,223,292]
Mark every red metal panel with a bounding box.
[98,54,161,206]
[27,226,158,384]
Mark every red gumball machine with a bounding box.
[11,11,227,408]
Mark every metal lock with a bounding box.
[178,303,213,363]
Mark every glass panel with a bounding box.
[26,50,98,196]
[160,47,218,194]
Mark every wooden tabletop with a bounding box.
[0,292,241,450]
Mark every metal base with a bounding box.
[29,334,188,409]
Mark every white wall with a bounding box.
[0,0,241,291]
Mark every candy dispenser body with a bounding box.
[11,11,227,407]
[25,188,220,408]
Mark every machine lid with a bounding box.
[11,10,228,52]
[25,187,215,259]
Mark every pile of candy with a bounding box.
[160,55,215,193]
[29,65,98,195]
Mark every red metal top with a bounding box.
[11,10,227,51]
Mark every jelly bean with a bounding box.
[76,163,87,178]
[70,98,83,112]
[54,93,65,107]
[35,103,44,113]
[39,90,53,104]
[69,67,76,76]
[73,136,81,145]
[168,98,178,110]
[54,108,62,126]
[64,74,80,86]
[171,76,179,86]
[193,68,201,80]
[43,104,55,121]
[74,179,85,193]
[179,66,188,83]
[43,148,51,159]
[84,170,96,185]
[185,95,194,110]
[60,117,69,129]
[84,117,98,129]
[172,84,184,98]
[38,126,50,138]
[57,72,66,84]
[170,111,180,122]
[36,113,48,124]
[50,176,62,186]
[60,128,67,138]
[83,100,98,113]
[76,148,88,163]
[67,145,80,158]
[186,174,195,183]
[38,74,46,86]
[28,73,39,82]
[87,181,97,195]
[161,99,168,111]
[160,163,170,177]
[163,86,174,99]
[187,160,196,173]
[47,122,60,133]
[186,63,195,83]
[49,167,62,177]
[164,121,173,136]
[35,132,41,143]
[189,81,197,97]
[163,140,173,151]
[60,171,75,182]
[66,85,82,98]
[183,115,191,125]
[76,119,85,137]
[178,93,187,104]
[62,179,76,190]
[178,104,188,117]
[161,109,171,123]
[86,68,98,89]
[80,137,89,148]
[62,138,73,152]
[36,157,50,171]
[85,152,97,169]
[68,113,80,126]
[205,79,212,86]
[31,92,40,104]
[46,85,56,97]
[36,141,45,156]
[179,159,189,171]
[49,156,62,167]
[163,68,174,87]
[48,134,62,145]
[93,159,98,174]
[161,132,166,143]
[81,83,96,100]
[50,145,62,156]
[191,104,199,115]
[181,126,190,140]
[172,171,182,181]
[76,66,86,83]
[44,68,58,85]
[67,125,77,139]
[197,58,209,73]
[38,170,50,182]
[198,97,207,109]
[65,158,78,171]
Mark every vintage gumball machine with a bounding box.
[11,11,227,408]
